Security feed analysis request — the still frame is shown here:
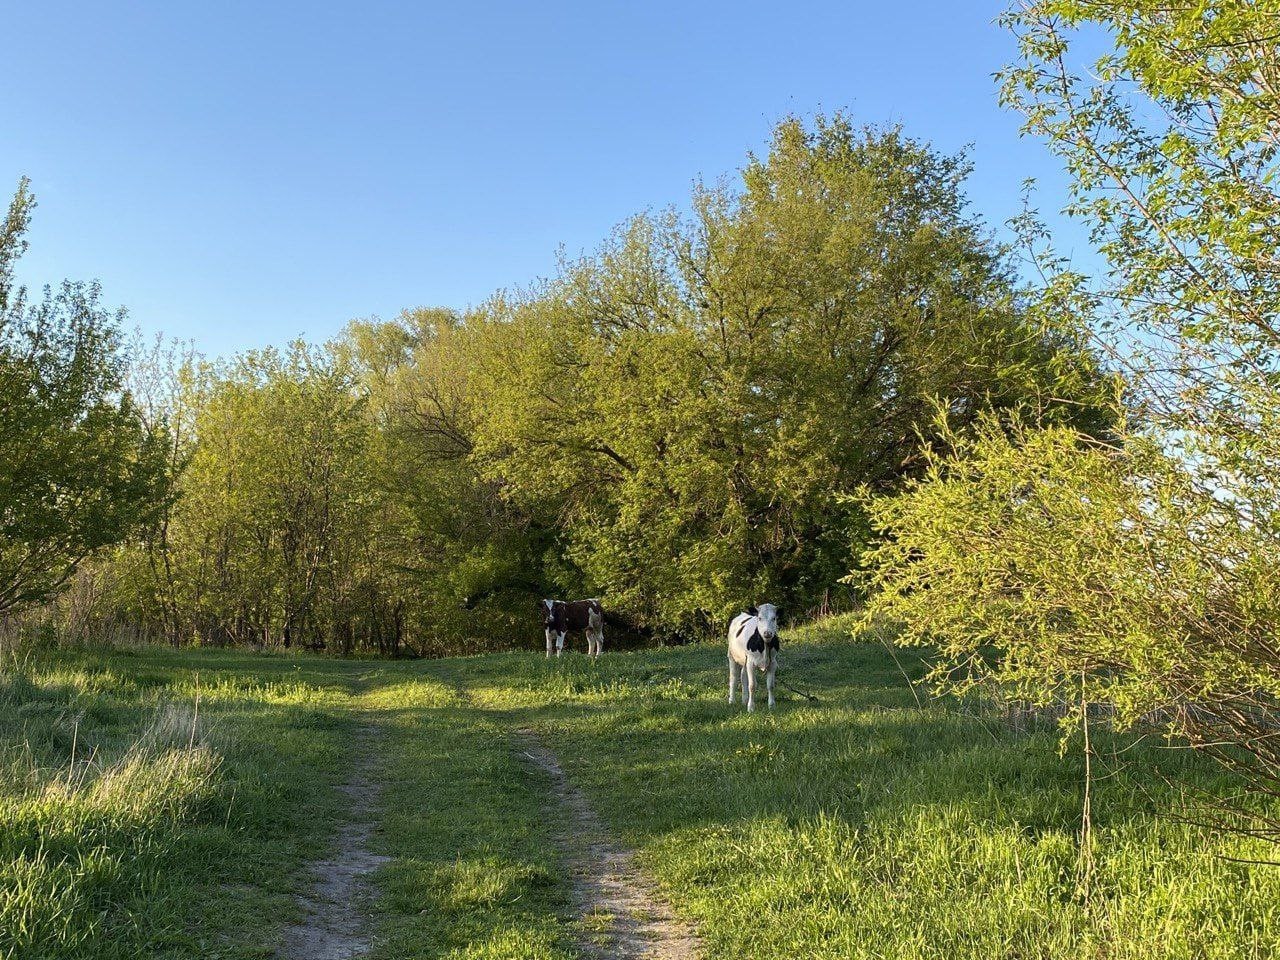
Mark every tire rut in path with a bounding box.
[277,722,389,960]
[514,730,701,960]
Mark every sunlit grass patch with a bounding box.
[443,925,573,960]
[0,693,226,958]
[0,647,356,960]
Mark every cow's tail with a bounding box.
[588,600,604,632]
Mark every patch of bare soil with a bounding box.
[277,724,389,960]
[514,730,701,960]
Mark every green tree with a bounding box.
[865,2,1280,839]
[129,342,374,649]
[1000,1,1280,458]
[471,117,1114,633]
[100,311,559,656]
[0,180,168,616]
[340,310,562,654]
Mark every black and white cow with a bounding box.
[727,604,780,711]
[540,598,605,657]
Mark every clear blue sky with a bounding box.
[2,1,1093,357]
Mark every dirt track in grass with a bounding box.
[277,722,388,960]
[513,729,701,960]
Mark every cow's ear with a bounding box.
[746,606,758,617]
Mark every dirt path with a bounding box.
[277,723,389,960]
[514,730,701,960]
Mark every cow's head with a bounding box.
[539,598,558,629]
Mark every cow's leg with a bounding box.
[766,660,776,710]
[588,607,604,658]
[746,664,756,712]
[545,629,555,658]
[556,631,565,656]
[728,658,738,704]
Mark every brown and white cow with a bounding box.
[540,598,605,657]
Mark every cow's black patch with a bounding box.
[767,634,780,653]
[746,629,765,654]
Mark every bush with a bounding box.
[862,414,1280,837]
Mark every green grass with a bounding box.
[362,677,574,959]
[0,648,360,959]
[3,620,1279,958]
[425,622,1280,960]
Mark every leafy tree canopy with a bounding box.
[0,180,169,615]
[470,116,1115,631]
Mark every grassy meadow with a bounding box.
[3,620,1278,959]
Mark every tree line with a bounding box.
[3,119,1114,655]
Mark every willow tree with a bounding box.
[471,116,1114,633]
